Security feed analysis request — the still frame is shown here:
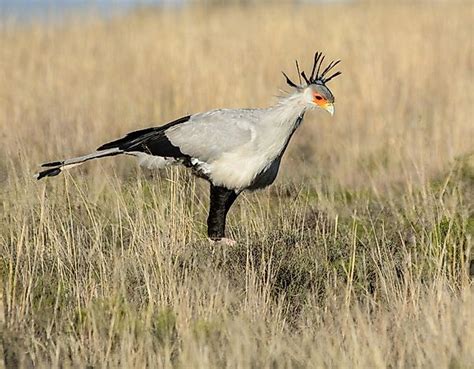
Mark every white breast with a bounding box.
[207,147,270,190]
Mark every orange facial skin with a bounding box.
[312,94,328,107]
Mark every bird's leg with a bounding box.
[207,184,238,242]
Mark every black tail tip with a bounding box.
[36,168,61,180]
[41,161,63,168]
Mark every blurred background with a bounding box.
[0,0,472,191]
[1,0,186,22]
[2,1,352,21]
[1,0,362,25]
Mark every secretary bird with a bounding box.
[36,52,341,244]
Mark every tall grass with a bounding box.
[0,3,473,368]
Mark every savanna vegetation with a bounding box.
[0,2,473,368]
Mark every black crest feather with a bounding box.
[283,51,341,88]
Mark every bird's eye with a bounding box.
[315,95,323,100]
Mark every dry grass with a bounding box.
[0,2,473,368]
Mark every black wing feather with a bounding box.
[97,115,191,152]
[97,127,157,151]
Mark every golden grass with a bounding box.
[0,3,473,368]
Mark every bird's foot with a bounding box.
[209,237,237,246]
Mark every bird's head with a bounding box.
[282,52,341,116]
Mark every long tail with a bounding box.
[35,115,191,180]
[35,148,122,180]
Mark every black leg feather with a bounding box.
[207,184,238,241]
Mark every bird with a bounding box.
[35,52,341,245]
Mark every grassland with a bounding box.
[0,2,473,368]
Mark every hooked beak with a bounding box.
[324,103,335,116]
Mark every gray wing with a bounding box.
[35,110,264,179]
[165,109,262,163]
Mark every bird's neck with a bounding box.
[257,91,307,156]
[267,91,307,127]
